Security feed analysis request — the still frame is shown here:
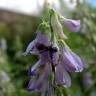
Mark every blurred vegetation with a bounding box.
[0,0,96,96]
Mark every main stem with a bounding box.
[49,9,56,96]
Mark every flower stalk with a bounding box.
[49,8,56,96]
[23,4,84,96]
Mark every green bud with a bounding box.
[50,9,67,39]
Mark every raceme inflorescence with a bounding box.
[23,7,84,96]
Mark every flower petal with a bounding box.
[52,52,59,66]
[55,63,71,87]
[28,63,51,92]
[36,64,51,92]
[23,32,51,56]
[28,60,41,76]
[27,77,36,91]
[64,18,80,32]
[71,52,84,72]
[40,51,51,64]
[36,32,51,46]
[22,40,36,56]
[29,49,51,76]
[62,46,84,72]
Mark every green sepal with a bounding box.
[36,20,51,35]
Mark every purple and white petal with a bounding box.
[29,51,51,76]
[30,47,39,55]
[55,63,65,85]
[62,67,71,87]
[23,32,51,56]
[71,52,84,72]
[27,77,36,91]
[29,60,41,76]
[40,51,51,64]
[64,18,80,32]
[36,32,51,46]
[22,40,36,56]
[55,63,71,87]
[36,64,51,92]
[52,52,59,66]
[28,63,51,92]
[62,46,84,72]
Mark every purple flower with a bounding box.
[22,32,51,56]
[55,63,71,87]
[54,46,84,87]
[62,46,84,72]
[23,8,84,95]
[28,45,59,76]
[26,43,84,92]
[29,51,51,76]
[27,45,60,93]
[23,29,84,95]
[28,63,51,93]
[63,18,80,32]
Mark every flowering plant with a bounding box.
[23,5,84,96]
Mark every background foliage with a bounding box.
[0,0,96,96]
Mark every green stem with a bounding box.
[49,9,56,96]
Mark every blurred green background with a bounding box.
[0,0,96,96]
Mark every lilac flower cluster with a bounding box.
[23,9,84,95]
